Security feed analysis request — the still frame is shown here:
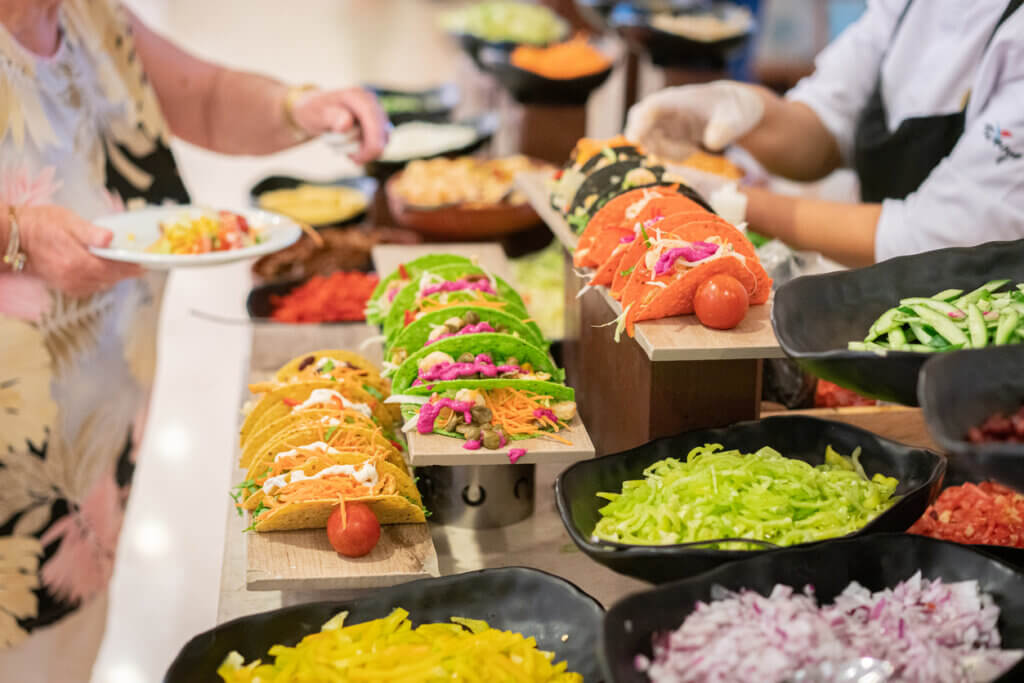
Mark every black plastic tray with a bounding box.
[772,238,1024,405]
[601,534,1024,682]
[555,415,945,584]
[164,567,604,683]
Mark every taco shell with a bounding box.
[391,332,561,393]
[384,305,548,366]
[240,381,389,448]
[367,254,474,324]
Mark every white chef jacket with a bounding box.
[786,0,1024,261]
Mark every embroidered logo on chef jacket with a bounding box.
[984,124,1021,164]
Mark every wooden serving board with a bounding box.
[241,326,439,591]
[371,241,597,466]
[406,416,594,466]
[246,522,439,592]
[516,171,785,362]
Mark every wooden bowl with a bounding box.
[385,168,547,240]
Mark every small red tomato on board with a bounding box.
[327,502,381,557]
[694,274,749,330]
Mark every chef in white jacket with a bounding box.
[625,0,1023,266]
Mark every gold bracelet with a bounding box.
[3,206,26,273]
[282,83,318,141]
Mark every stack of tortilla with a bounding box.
[234,350,425,532]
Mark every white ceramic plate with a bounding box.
[89,206,302,269]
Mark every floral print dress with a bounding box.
[0,0,188,650]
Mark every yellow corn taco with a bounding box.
[274,349,382,382]
[236,450,424,531]
[239,408,379,468]
[247,427,407,479]
[239,381,392,448]
[253,350,393,403]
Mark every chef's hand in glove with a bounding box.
[624,81,764,158]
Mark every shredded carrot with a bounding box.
[481,387,573,445]
[511,33,611,79]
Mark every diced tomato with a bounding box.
[398,263,408,279]
[404,309,414,326]
[281,397,300,407]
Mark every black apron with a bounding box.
[853,0,1022,202]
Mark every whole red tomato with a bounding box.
[327,502,381,557]
[694,274,749,329]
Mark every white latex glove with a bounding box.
[624,81,765,157]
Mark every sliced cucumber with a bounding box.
[931,289,963,301]
[996,310,1020,345]
[899,297,961,317]
[955,280,1011,308]
[910,305,969,346]
[967,304,988,348]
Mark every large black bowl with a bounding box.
[772,239,1024,405]
[555,415,946,584]
[479,45,614,106]
[364,113,500,180]
[601,534,1024,683]
[248,175,377,229]
[366,82,458,125]
[609,3,753,68]
[164,567,604,683]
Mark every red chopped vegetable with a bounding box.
[968,404,1024,443]
[270,271,379,323]
[909,481,1024,548]
[814,379,876,408]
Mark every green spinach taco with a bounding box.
[390,332,561,394]
[399,378,577,450]
[365,254,473,324]
[383,305,547,372]
[381,264,529,340]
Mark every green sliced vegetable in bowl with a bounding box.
[850,280,1024,353]
[592,443,899,550]
[555,415,946,583]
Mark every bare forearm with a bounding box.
[202,70,299,154]
[131,13,300,155]
[743,187,881,267]
[737,86,843,182]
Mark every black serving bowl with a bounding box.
[164,567,604,683]
[555,415,946,584]
[608,2,753,68]
[918,346,1024,488]
[364,113,501,180]
[478,44,615,106]
[917,346,1024,568]
[248,174,377,229]
[366,82,458,125]
[601,534,1024,683]
[772,239,1024,405]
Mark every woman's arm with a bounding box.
[742,187,882,268]
[129,13,388,162]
